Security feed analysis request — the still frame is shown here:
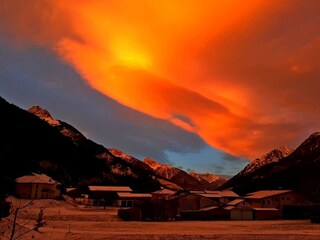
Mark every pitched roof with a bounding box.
[200,206,219,211]
[224,206,236,210]
[88,186,132,192]
[190,191,205,194]
[117,193,152,198]
[66,188,77,192]
[197,191,239,198]
[200,193,221,198]
[227,199,245,206]
[16,173,58,184]
[219,191,239,198]
[181,206,218,213]
[253,208,279,211]
[152,189,176,195]
[244,190,293,199]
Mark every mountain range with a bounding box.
[221,134,320,201]
[0,97,226,199]
[2,95,320,202]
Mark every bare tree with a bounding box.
[0,200,47,240]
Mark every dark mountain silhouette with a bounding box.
[27,104,226,192]
[221,133,320,201]
[0,97,161,199]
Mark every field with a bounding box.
[1,198,320,240]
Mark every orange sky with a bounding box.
[2,0,320,159]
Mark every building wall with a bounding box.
[230,208,253,220]
[200,197,218,209]
[176,194,200,213]
[16,183,32,199]
[246,192,307,211]
[16,183,60,199]
[253,209,282,220]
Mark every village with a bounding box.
[13,172,310,222]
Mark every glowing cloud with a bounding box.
[1,0,320,159]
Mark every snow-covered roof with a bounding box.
[66,188,77,192]
[224,206,236,210]
[244,190,293,199]
[198,190,239,198]
[219,191,239,198]
[227,198,245,206]
[200,193,221,198]
[152,188,176,195]
[117,192,152,198]
[88,186,132,192]
[16,173,58,184]
[253,208,279,211]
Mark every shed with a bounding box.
[225,206,253,220]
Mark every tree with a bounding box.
[0,200,47,240]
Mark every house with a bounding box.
[244,190,307,211]
[152,192,221,220]
[180,206,230,220]
[15,173,60,199]
[116,192,152,207]
[174,192,220,214]
[151,188,176,200]
[227,198,250,208]
[198,190,239,203]
[80,186,133,206]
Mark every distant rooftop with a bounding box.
[253,208,279,211]
[245,190,293,199]
[200,193,221,198]
[227,199,245,206]
[117,192,152,198]
[88,186,132,192]
[198,190,239,198]
[152,189,176,195]
[16,173,58,184]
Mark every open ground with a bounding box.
[1,199,320,240]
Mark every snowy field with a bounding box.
[1,198,320,240]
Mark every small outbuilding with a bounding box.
[225,206,253,220]
[85,186,133,206]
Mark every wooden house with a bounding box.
[77,186,133,206]
[152,192,220,220]
[244,190,307,211]
[151,188,176,200]
[15,173,60,199]
[198,190,239,203]
[116,192,152,207]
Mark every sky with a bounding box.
[1,0,320,177]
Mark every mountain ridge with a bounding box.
[221,133,320,201]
